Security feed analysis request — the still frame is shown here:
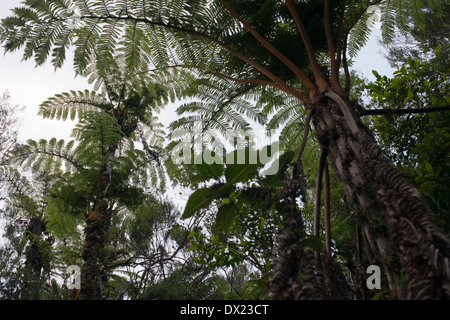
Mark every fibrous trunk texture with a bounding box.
[269,162,327,299]
[80,141,117,300]
[80,199,109,300]
[21,217,48,299]
[312,95,450,299]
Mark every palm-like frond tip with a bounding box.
[39,90,111,121]
[20,138,80,174]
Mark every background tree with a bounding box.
[366,53,450,234]
[0,90,21,197]
[379,0,449,67]
[6,59,174,299]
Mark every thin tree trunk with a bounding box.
[21,217,48,299]
[311,94,450,299]
[313,148,327,265]
[80,140,118,300]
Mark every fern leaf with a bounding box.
[18,138,80,175]
[39,89,112,121]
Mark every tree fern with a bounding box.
[3,0,435,149]
[258,87,310,151]
[346,0,431,58]
[347,7,373,58]
[0,167,35,200]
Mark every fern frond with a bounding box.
[0,166,34,198]
[45,197,82,236]
[380,0,399,43]
[172,76,264,134]
[72,111,123,166]
[39,89,112,121]
[347,5,373,58]
[19,138,80,174]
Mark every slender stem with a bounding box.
[342,35,351,96]
[324,0,335,61]
[362,229,375,266]
[325,90,359,134]
[335,0,346,74]
[203,85,257,132]
[314,147,328,265]
[219,0,316,93]
[360,105,450,116]
[285,0,328,92]
[203,68,281,88]
[324,0,343,95]
[295,109,312,163]
[324,159,332,263]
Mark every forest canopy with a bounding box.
[0,0,449,301]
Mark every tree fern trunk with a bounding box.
[21,217,48,299]
[80,140,118,300]
[311,95,450,299]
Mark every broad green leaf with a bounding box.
[192,256,207,265]
[196,162,223,180]
[182,188,214,219]
[210,182,234,199]
[278,150,295,171]
[225,163,258,184]
[224,149,259,184]
[372,70,381,80]
[215,203,237,232]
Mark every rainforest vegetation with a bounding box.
[0,0,449,300]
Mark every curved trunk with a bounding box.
[311,95,450,299]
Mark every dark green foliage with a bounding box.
[138,266,228,300]
[0,0,428,89]
[366,52,450,233]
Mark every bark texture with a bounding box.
[80,199,109,300]
[80,140,118,300]
[21,217,49,299]
[269,162,327,299]
[311,94,450,299]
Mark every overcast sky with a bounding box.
[0,1,394,144]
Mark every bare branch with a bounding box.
[218,0,316,93]
[295,109,312,163]
[324,0,340,94]
[360,105,450,116]
[314,147,328,266]
[324,0,344,95]
[285,0,328,92]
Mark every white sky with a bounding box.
[0,1,394,143]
